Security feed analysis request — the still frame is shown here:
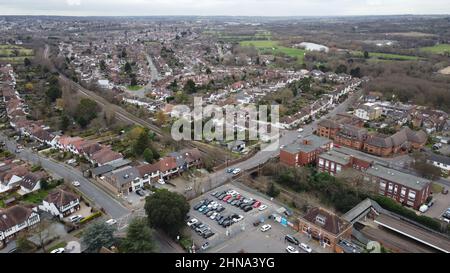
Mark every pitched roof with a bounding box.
[318,119,340,129]
[20,172,46,190]
[45,189,79,207]
[0,205,35,232]
[302,207,351,235]
[136,163,160,177]
[158,157,177,172]
[91,147,123,165]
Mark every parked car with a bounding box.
[106,219,117,226]
[232,168,241,175]
[243,206,253,212]
[286,246,299,253]
[203,231,215,239]
[216,206,225,213]
[187,218,198,227]
[253,221,260,227]
[233,215,244,223]
[68,215,83,223]
[211,191,218,197]
[299,243,312,253]
[253,201,261,208]
[206,210,214,217]
[71,181,81,187]
[260,224,272,232]
[226,168,234,173]
[135,189,146,197]
[193,203,203,210]
[50,248,65,253]
[442,188,449,195]
[201,242,210,250]
[285,235,300,245]
[223,195,232,202]
[258,205,268,211]
[198,205,207,212]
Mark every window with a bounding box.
[319,159,324,167]
[336,165,342,173]
[394,185,398,194]
[388,183,393,193]
[379,181,386,190]
[325,161,329,167]
[408,190,416,200]
[330,162,335,170]
[401,187,406,197]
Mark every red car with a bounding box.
[223,195,232,201]
[253,201,261,208]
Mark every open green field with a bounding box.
[127,85,144,91]
[240,40,306,62]
[420,44,450,54]
[207,30,272,41]
[352,51,419,61]
[0,44,34,64]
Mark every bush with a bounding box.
[79,211,102,225]
[373,196,442,232]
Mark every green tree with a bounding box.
[124,62,132,74]
[82,222,116,253]
[45,86,62,102]
[183,79,197,94]
[16,235,37,253]
[133,128,150,156]
[335,64,348,74]
[144,189,189,238]
[130,74,138,86]
[120,218,156,253]
[60,115,70,131]
[364,51,370,59]
[205,67,212,74]
[143,148,154,163]
[350,67,362,78]
[74,99,98,128]
[40,178,50,190]
[266,183,280,198]
[24,58,32,66]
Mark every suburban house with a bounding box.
[0,163,29,193]
[0,205,41,246]
[298,207,352,251]
[426,153,450,175]
[364,164,431,209]
[39,189,81,219]
[280,135,333,167]
[90,147,124,166]
[102,166,140,195]
[19,172,46,195]
[355,103,382,121]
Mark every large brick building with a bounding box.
[317,149,372,175]
[298,207,352,251]
[280,135,333,167]
[364,164,431,209]
[317,116,427,157]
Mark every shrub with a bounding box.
[79,211,102,225]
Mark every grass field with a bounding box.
[420,44,450,55]
[0,44,34,64]
[352,51,419,61]
[240,40,306,62]
[127,85,144,91]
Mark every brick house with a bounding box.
[334,125,368,150]
[280,135,333,167]
[298,207,352,251]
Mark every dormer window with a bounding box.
[315,214,326,226]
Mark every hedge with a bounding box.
[372,196,442,232]
[79,211,102,225]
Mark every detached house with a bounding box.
[0,163,29,193]
[90,147,123,166]
[39,189,80,219]
[0,205,40,246]
[19,172,46,195]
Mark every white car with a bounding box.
[258,205,268,211]
[187,218,198,227]
[50,248,65,253]
[233,215,244,223]
[68,215,83,223]
[232,168,241,175]
[260,224,272,232]
[71,181,81,187]
[297,128,304,132]
[286,246,299,253]
[227,189,238,195]
[299,243,312,253]
[106,219,117,226]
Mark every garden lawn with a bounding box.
[127,85,144,91]
[420,44,450,54]
[352,51,419,61]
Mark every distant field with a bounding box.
[387,32,436,38]
[240,40,306,62]
[421,44,450,55]
[352,51,419,61]
[0,44,34,64]
[207,30,272,41]
[127,85,144,91]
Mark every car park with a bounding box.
[260,224,271,232]
[286,246,299,253]
[299,243,312,253]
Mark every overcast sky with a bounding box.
[1,0,449,16]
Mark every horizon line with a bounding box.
[1,14,449,18]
